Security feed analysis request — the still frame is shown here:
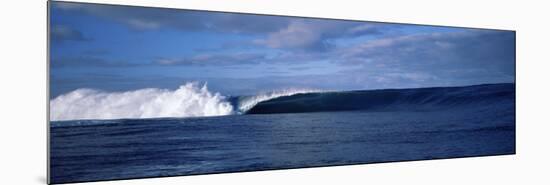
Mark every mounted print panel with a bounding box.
[48,1,515,184]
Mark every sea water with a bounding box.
[50,106,514,183]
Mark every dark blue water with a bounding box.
[50,84,515,184]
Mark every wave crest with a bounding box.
[237,89,320,113]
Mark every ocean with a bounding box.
[50,83,515,184]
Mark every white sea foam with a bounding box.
[50,82,234,121]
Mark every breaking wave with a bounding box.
[50,82,514,121]
[50,82,318,121]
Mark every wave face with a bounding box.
[51,83,514,121]
[50,83,233,121]
[247,83,515,114]
[50,83,316,121]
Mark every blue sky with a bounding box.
[50,1,515,97]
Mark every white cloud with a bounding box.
[254,20,321,50]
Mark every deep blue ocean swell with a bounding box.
[246,83,515,114]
